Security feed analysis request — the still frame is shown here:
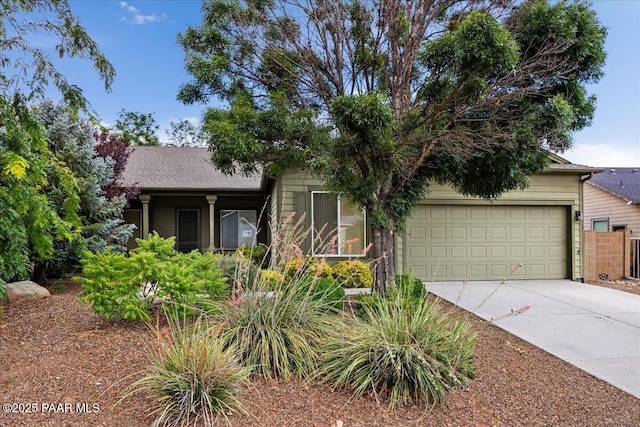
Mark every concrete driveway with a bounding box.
[424,280,640,398]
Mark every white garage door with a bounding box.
[405,205,568,281]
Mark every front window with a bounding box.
[311,192,365,255]
[220,210,257,249]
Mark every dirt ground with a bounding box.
[0,279,638,427]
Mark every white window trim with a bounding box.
[310,191,366,256]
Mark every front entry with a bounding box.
[176,208,200,253]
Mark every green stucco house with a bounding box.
[122,146,599,282]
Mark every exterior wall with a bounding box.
[127,193,270,252]
[274,170,369,260]
[275,170,585,280]
[150,195,211,249]
[584,182,640,235]
[397,173,584,281]
[584,230,632,281]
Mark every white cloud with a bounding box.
[564,143,640,168]
[120,2,166,25]
[120,2,138,14]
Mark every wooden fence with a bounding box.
[584,230,633,282]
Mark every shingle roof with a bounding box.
[589,167,640,203]
[120,146,264,191]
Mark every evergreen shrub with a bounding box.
[332,260,373,288]
[77,233,228,320]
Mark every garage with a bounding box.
[404,205,569,281]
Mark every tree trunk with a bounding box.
[372,226,396,295]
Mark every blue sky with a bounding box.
[52,0,639,166]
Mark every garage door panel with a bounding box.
[450,227,466,239]
[406,205,568,281]
[470,227,486,239]
[430,227,446,239]
[450,246,467,258]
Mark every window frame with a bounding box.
[310,191,366,256]
[592,218,609,232]
[219,209,257,250]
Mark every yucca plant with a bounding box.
[318,294,476,408]
[215,278,341,380]
[125,313,251,426]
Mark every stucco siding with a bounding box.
[584,182,640,234]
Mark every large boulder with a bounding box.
[4,281,50,305]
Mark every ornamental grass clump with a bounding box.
[318,294,476,408]
[125,314,251,427]
[215,278,341,380]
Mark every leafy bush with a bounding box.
[126,313,250,426]
[305,277,346,313]
[259,269,285,288]
[387,273,427,301]
[318,296,476,408]
[215,279,340,380]
[236,243,270,269]
[283,257,333,281]
[332,260,373,288]
[77,233,228,320]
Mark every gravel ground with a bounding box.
[1,280,638,427]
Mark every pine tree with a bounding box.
[34,102,135,278]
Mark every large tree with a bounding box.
[178,0,606,293]
[0,0,114,285]
[114,110,160,146]
[33,102,136,279]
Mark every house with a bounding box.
[583,168,640,234]
[122,147,599,282]
[121,146,271,252]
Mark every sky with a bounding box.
[46,0,640,166]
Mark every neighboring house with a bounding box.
[583,168,640,234]
[122,147,599,282]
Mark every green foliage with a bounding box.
[77,233,228,320]
[180,0,606,294]
[0,95,81,283]
[34,101,135,279]
[114,110,160,146]
[165,119,205,147]
[215,279,340,380]
[236,243,270,269]
[283,257,333,281]
[318,296,476,408]
[305,277,346,313]
[126,313,251,426]
[215,254,260,291]
[258,269,284,289]
[391,273,427,301]
[332,260,373,288]
[0,0,114,110]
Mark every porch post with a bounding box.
[206,195,218,251]
[139,194,151,238]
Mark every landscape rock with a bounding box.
[3,281,50,305]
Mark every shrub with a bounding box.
[259,269,285,289]
[306,277,346,313]
[283,257,333,281]
[77,233,228,320]
[215,254,260,291]
[125,313,251,426]
[215,279,340,380]
[387,273,427,302]
[332,260,373,288]
[236,243,270,269]
[318,295,476,408]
